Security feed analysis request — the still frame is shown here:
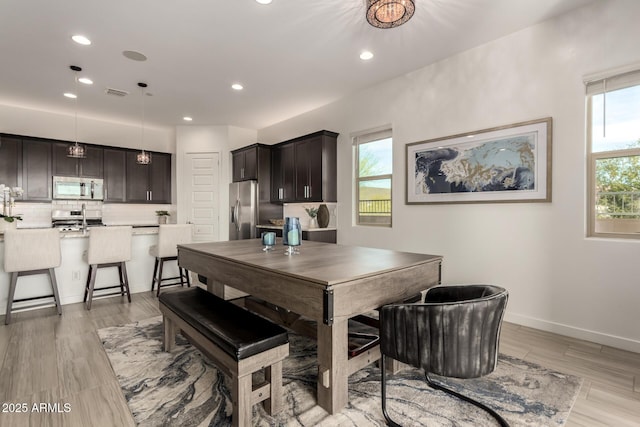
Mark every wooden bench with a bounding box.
[159,287,289,427]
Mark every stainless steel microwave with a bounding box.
[52,176,104,200]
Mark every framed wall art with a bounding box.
[406,117,552,204]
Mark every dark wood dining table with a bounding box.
[177,239,442,415]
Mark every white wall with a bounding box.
[175,125,258,240]
[0,103,174,153]
[258,0,640,352]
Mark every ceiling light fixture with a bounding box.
[78,77,93,85]
[63,92,77,99]
[71,35,91,45]
[256,0,272,4]
[231,83,244,91]
[360,51,374,60]
[67,65,86,159]
[183,117,193,121]
[366,0,415,29]
[136,82,152,165]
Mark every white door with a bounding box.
[184,152,220,242]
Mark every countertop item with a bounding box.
[257,224,337,232]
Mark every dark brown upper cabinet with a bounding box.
[125,151,171,204]
[103,148,127,202]
[52,142,104,178]
[22,138,53,201]
[0,135,23,196]
[271,130,337,203]
[232,146,256,182]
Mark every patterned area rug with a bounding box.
[98,316,582,426]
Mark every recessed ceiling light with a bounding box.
[71,35,91,45]
[183,117,193,121]
[78,77,93,85]
[231,83,244,91]
[63,93,77,99]
[360,51,374,60]
[256,0,272,4]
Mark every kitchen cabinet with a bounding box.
[52,142,104,178]
[22,138,52,201]
[231,146,258,182]
[271,130,337,203]
[0,135,22,193]
[126,151,171,203]
[271,143,295,202]
[103,148,127,202]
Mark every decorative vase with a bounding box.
[317,204,330,228]
[158,216,168,224]
[0,220,17,233]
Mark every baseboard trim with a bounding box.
[504,312,640,354]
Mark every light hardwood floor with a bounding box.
[0,292,638,426]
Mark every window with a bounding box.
[354,129,392,227]
[587,68,640,238]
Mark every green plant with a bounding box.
[304,207,318,218]
[1,214,22,223]
[155,210,170,216]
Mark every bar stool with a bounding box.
[3,228,63,325]
[150,224,193,297]
[83,226,132,310]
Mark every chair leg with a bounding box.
[178,264,185,287]
[425,373,510,427]
[120,262,132,303]
[48,268,62,316]
[83,265,91,303]
[151,257,159,291]
[185,269,191,287]
[4,272,19,325]
[85,265,97,310]
[156,259,164,297]
[117,264,125,295]
[380,354,402,427]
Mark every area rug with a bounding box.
[98,316,582,426]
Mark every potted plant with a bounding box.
[155,210,170,224]
[0,185,23,232]
[304,206,318,229]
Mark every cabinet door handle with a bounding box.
[241,168,245,179]
[149,190,153,201]
[279,188,283,200]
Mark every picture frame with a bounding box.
[406,117,552,204]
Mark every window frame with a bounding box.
[353,129,393,227]
[586,66,640,239]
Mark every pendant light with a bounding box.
[136,82,152,165]
[67,65,87,158]
[366,0,415,29]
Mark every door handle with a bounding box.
[235,200,241,232]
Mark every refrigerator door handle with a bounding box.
[235,200,241,232]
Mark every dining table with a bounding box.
[177,238,443,415]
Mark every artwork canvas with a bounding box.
[406,118,552,204]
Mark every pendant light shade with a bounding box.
[136,82,152,165]
[67,65,86,158]
[366,0,415,29]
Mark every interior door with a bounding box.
[184,152,220,242]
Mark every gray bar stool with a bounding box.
[83,226,132,310]
[150,224,193,297]
[3,228,63,325]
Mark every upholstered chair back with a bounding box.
[380,284,508,379]
[87,226,132,265]
[3,228,61,273]
[154,224,193,258]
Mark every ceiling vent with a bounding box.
[105,87,129,97]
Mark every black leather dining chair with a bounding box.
[379,284,510,427]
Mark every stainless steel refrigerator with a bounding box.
[229,180,258,240]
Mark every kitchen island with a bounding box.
[0,225,172,316]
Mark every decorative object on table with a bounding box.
[304,206,318,228]
[317,203,330,228]
[155,210,170,224]
[268,218,285,226]
[261,231,276,251]
[282,217,301,255]
[100,316,583,427]
[366,0,415,29]
[406,117,552,204]
[0,185,23,231]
